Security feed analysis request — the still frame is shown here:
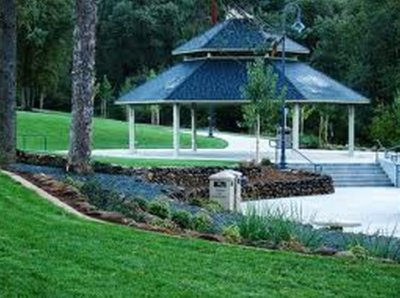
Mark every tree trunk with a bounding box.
[39,92,45,110]
[67,0,97,174]
[0,0,17,165]
[318,115,324,148]
[151,105,160,125]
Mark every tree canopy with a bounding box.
[12,0,400,146]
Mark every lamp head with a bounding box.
[291,11,305,33]
[291,19,305,33]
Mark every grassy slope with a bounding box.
[1,173,399,297]
[94,156,238,168]
[17,111,227,151]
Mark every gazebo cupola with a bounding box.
[117,13,369,157]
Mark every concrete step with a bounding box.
[288,163,394,187]
[335,182,394,187]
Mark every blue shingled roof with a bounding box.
[172,18,310,56]
[117,58,369,105]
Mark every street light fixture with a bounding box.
[279,2,305,169]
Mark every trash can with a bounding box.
[209,170,243,212]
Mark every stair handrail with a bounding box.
[373,139,400,164]
[374,139,385,163]
[269,138,322,173]
[291,148,323,173]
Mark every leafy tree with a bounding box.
[0,0,17,165]
[97,75,114,118]
[371,92,400,147]
[68,0,97,174]
[242,58,283,163]
[17,0,73,110]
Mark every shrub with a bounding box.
[222,225,242,244]
[371,94,400,146]
[239,206,295,245]
[204,200,224,213]
[191,212,213,232]
[293,225,323,250]
[349,244,369,260]
[149,200,171,219]
[172,210,192,229]
[341,228,400,262]
[135,198,149,212]
[64,176,84,189]
[189,198,223,213]
[261,158,272,166]
[77,180,145,221]
[79,180,121,210]
[151,218,177,230]
[300,134,319,149]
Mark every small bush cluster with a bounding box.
[75,180,145,222]
[191,212,213,233]
[149,200,171,219]
[172,210,192,229]
[341,230,400,262]
[222,225,242,244]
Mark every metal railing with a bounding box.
[269,138,322,173]
[374,139,385,163]
[385,144,400,164]
[18,134,48,152]
[374,139,400,187]
[376,139,400,164]
[291,148,323,173]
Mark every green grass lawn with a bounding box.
[1,173,399,297]
[94,156,238,168]
[17,111,227,151]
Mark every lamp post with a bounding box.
[279,2,305,169]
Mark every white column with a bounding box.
[255,113,261,164]
[292,103,300,150]
[191,103,197,152]
[348,105,355,156]
[128,105,136,154]
[173,103,180,157]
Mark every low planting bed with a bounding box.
[7,152,400,263]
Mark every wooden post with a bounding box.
[256,113,261,164]
[191,103,197,152]
[292,103,300,150]
[128,105,136,153]
[348,105,355,156]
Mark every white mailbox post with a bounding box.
[209,170,243,212]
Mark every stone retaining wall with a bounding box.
[15,151,334,200]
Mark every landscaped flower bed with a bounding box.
[8,158,400,263]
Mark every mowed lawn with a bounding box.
[1,173,400,297]
[94,156,238,168]
[17,111,227,151]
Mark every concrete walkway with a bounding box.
[242,188,400,237]
[92,131,378,164]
